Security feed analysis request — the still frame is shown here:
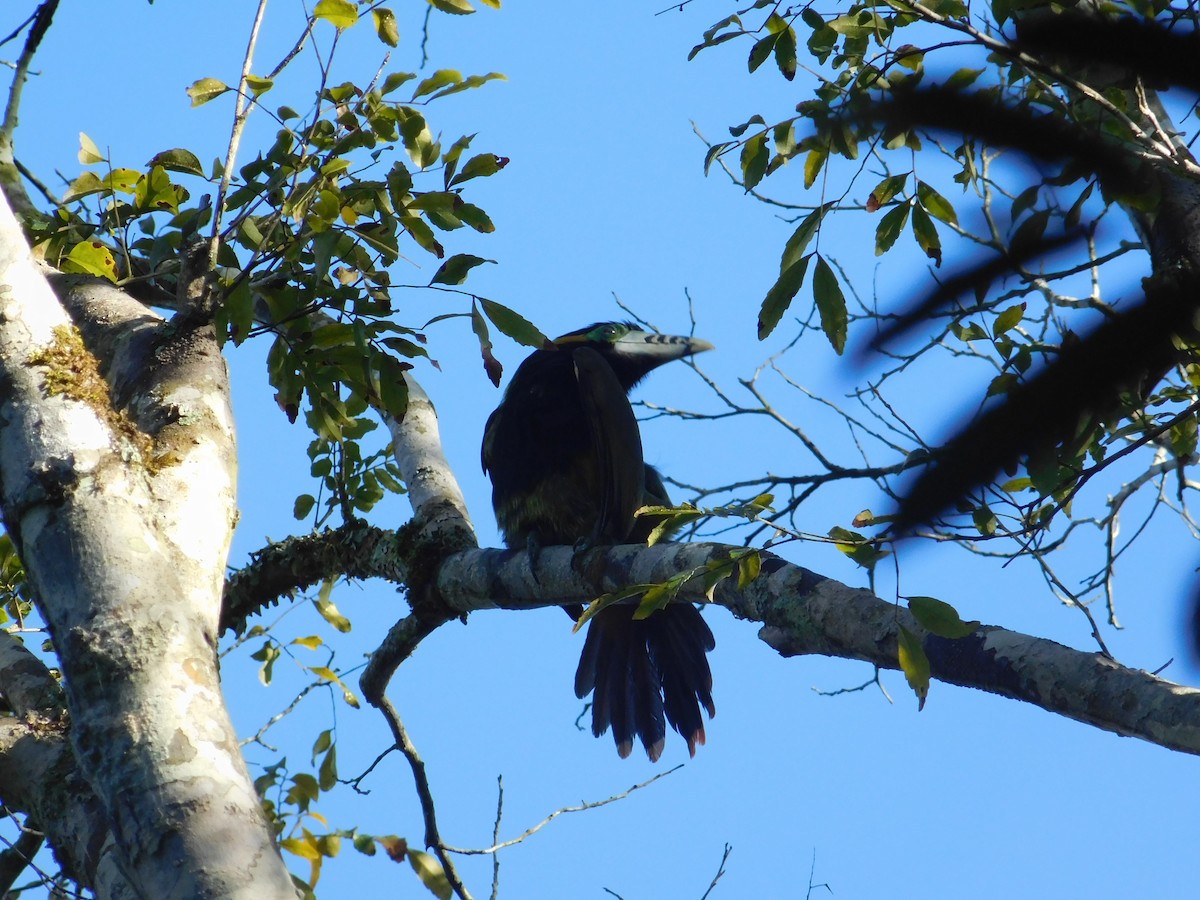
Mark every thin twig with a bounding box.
[489,776,503,900]
[698,843,732,900]
[375,694,474,900]
[209,0,270,266]
[444,765,684,856]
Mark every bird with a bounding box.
[481,321,716,761]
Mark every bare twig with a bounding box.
[444,765,684,856]
[375,694,473,900]
[699,843,732,900]
[209,0,270,265]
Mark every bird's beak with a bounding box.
[613,330,715,361]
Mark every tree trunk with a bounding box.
[0,191,295,898]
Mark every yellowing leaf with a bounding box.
[314,0,359,29]
[314,577,352,632]
[78,132,105,165]
[408,849,453,900]
[897,625,930,710]
[63,241,118,282]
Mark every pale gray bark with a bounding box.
[0,190,295,898]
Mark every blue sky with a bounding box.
[12,2,1200,898]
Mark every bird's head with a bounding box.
[552,321,714,389]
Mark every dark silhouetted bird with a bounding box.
[482,322,716,761]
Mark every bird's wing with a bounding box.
[572,345,644,544]
[480,406,499,474]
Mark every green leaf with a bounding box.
[449,152,508,187]
[803,146,827,189]
[399,216,444,257]
[748,34,776,73]
[187,77,229,107]
[63,240,118,282]
[413,69,462,100]
[425,71,506,102]
[244,74,274,96]
[774,24,798,81]
[917,180,959,226]
[430,253,494,286]
[866,173,907,212]
[318,744,338,791]
[408,849,453,900]
[62,171,106,202]
[781,205,827,270]
[381,72,417,95]
[910,203,942,266]
[945,67,984,89]
[897,625,930,710]
[972,504,998,535]
[429,0,475,14]
[828,526,888,570]
[456,203,495,233]
[740,132,768,190]
[758,255,809,340]
[736,549,762,590]
[147,148,204,176]
[78,132,105,165]
[372,7,400,46]
[314,0,359,29]
[479,298,549,348]
[377,354,410,421]
[812,255,848,354]
[993,303,1025,336]
[472,305,502,385]
[293,494,316,519]
[908,596,980,639]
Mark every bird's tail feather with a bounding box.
[574,603,715,761]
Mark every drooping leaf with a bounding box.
[873,205,907,256]
[897,625,931,710]
[910,202,942,266]
[740,132,769,190]
[376,354,411,422]
[408,849,452,900]
[758,255,809,340]
[314,578,352,633]
[372,7,400,46]
[471,304,503,385]
[812,255,848,354]
[917,180,959,226]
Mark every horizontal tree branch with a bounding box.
[230,531,1200,757]
[431,541,1200,757]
